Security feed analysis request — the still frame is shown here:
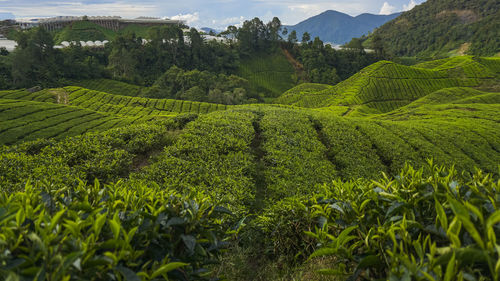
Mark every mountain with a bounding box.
[285,10,401,44]
[200,27,221,34]
[369,0,500,57]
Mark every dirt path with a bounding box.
[250,113,267,212]
[281,47,306,81]
[50,89,69,105]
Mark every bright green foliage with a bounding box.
[67,79,144,97]
[0,98,155,145]
[238,50,296,98]
[0,55,499,280]
[0,179,231,280]
[0,118,187,192]
[65,87,227,116]
[0,89,57,103]
[400,87,500,108]
[298,163,500,280]
[138,110,257,214]
[276,57,498,113]
[259,108,336,199]
[311,113,386,179]
[0,86,228,144]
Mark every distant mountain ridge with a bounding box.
[285,10,401,44]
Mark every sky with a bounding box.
[0,0,426,29]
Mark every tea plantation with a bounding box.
[0,57,499,280]
[276,56,500,115]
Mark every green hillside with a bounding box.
[52,21,153,44]
[368,0,500,57]
[0,86,229,145]
[0,98,154,145]
[0,57,499,280]
[67,78,145,96]
[276,56,500,115]
[238,50,297,100]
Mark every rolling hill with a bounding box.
[0,86,228,145]
[276,56,500,115]
[368,0,500,57]
[285,10,401,44]
[0,56,499,280]
[52,21,154,44]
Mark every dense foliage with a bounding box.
[276,56,500,114]
[0,180,232,281]
[0,54,498,280]
[256,163,500,280]
[144,66,253,104]
[369,0,500,57]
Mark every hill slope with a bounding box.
[369,0,500,57]
[53,21,154,44]
[238,50,296,100]
[286,10,401,44]
[0,57,499,280]
[276,56,500,114]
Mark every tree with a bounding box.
[288,30,298,44]
[371,35,385,58]
[267,17,282,42]
[301,32,311,44]
[282,27,288,38]
[346,38,364,52]
[11,27,59,87]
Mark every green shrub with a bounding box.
[0,180,232,280]
[305,161,500,280]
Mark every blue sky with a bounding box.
[0,0,426,28]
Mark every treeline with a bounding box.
[0,16,388,102]
[145,66,253,105]
[290,36,381,83]
[224,17,383,84]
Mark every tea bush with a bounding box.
[300,162,500,280]
[0,180,232,281]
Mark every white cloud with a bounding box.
[211,16,245,28]
[379,2,396,15]
[403,0,417,11]
[170,12,200,25]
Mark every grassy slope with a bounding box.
[0,86,230,145]
[238,50,297,100]
[53,21,153,44]
[276,56,500,115]
[0,57,499,280]
[0,98,150,145]
[67,79,144,97]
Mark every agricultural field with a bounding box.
[53,21,153,44]
[0,86,229,145]
[238,50,297,99]
[276,56,500,115]
[67,78,145,97]
[0,98,158,145]
[0,56,499,280]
